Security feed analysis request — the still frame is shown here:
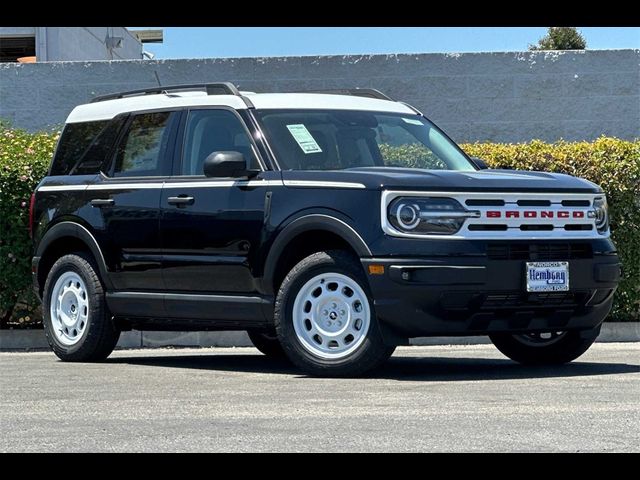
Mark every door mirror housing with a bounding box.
[203,151,256,178]
[472,157,489,170]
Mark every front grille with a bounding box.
[486,242,593,261]
[456,193,597,239]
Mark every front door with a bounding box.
[159,108,275,296]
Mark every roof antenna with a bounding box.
[153,70,172,96]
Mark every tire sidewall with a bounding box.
[276,252,388,374]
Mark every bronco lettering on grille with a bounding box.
[486,211,585,219]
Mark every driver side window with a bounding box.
[181,109,259,176]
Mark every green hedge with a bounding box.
[0,123,58,327]
[1,124,638,326]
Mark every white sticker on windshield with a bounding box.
[286,124,323,154]
[402,118,423,126]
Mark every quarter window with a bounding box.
[72,116,127,175]
[50,121,107,176]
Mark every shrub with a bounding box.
[0,122,59,327]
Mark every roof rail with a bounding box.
[400,101,423,116]
[90,82,241,103]
[296,88,394,101]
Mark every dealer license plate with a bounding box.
[526,261,569,292]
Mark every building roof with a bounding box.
[65,91,416,123]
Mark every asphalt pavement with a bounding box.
[1,343,638,452]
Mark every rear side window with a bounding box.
[111,112,177,178]
[50,121,107,176]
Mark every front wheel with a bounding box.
[275,250,395,377]
[489,326,601,365]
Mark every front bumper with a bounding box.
[362,252,621,338]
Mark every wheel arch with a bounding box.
[35,221,112,295]
[262,214,371,296]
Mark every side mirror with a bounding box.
[203,151,250,178]
[472,157,489,170]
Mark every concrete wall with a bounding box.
[0,49,638,143]
[34,27,142,61]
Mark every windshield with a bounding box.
[254,109,476,172]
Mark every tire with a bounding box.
[247,329,288,360]
[274,250,395,377]
[489,326,601,365]
[43,252,120,362]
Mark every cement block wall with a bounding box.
[0,49,638,143]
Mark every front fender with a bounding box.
[260,213,372,295]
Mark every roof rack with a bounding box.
[90,82,241,103]
[296,88,394,101]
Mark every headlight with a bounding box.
[591,197,609,234]
[387,197,479,235]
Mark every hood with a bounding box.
[281,167,602,193]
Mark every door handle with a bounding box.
[167,195,195,207]
[90,198,114,207]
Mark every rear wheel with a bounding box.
[43,252,120,362]
[275,250,395,377]
[247,329,287,360]
[489,326,601,365]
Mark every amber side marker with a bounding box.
[368,265,385,275]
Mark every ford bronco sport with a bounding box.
[31,83,621,376]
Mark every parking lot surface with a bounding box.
[1,343,638,452]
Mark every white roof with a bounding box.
[248,93,413,113]
[65,91,415,123]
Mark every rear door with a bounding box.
[86,110,180,291]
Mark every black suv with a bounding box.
[31,83,621,376]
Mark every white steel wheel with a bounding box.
[49,271,90,346]
[292,272,371,359]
